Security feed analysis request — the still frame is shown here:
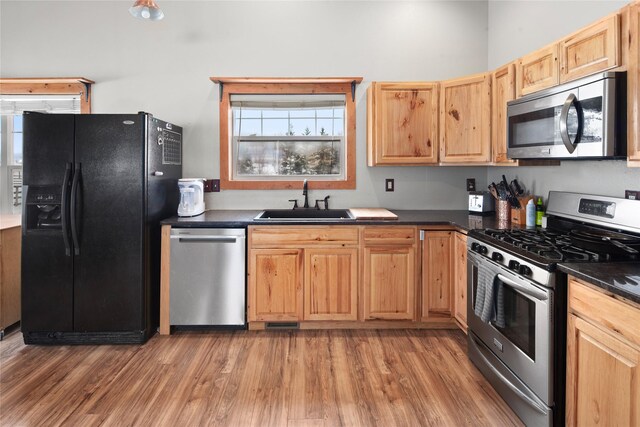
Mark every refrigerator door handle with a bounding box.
[61,163,72,256]
[70,163,81,255]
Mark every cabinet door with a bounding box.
[491,63,517,165]
[0,227,22,330]
[439,73,491,163]
[367,82,439,165]
[421,231,453,320]
[363,245,415,320]
[560,14,620,84]
[566,314,640,427]
[517,44,559,97]
[249,249,303,322]
[453,232,467,330]
[629,4,640,165]
[304,248,358,321]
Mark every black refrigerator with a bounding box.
[21,112,182,344]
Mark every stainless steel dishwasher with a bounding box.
[169,228,246,327]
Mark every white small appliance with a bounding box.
[177,178,205,217]
[468,191,495,216]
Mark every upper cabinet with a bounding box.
[559,14,620,84]
[367,82,439,166]
[628,3,640,166]
[439,73,492,164]
[517,14,621,98]
[516,44,559,97]
[491,63,517,165]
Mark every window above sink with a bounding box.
[210,77,362,191]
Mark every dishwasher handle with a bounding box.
[171,235,241,243]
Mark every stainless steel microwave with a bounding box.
[507,71,626,160]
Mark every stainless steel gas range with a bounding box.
[466,191,640,427]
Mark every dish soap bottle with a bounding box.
[535,197,544,226]
[526,199,536,227]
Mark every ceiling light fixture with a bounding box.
[129,0,164,21]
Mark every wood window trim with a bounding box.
[210,77,362,190]
[0,77,94,113]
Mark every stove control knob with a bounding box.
[491,252,504,262]
[519,265,532,276]
[478,245,488,255]
[471,242,480,252]
[508,260,520,271]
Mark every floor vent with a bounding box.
[265,322,299,330]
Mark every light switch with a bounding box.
[385,179,394,192]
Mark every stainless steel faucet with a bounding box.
[302,179,309,208]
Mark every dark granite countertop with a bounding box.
[161,209,510,231]
[558,262,640,305]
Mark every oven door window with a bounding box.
[492,281,536,361]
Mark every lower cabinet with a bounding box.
[566,277,640,426]
[362,227,417,320]
[1,225,22,336]
[248,226,359,322]
[249,249,303,322]
[304,248,358,321]
[453,232,468,331]
[420,230,454,321]
[248,225,468,328]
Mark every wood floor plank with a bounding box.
[0,328,523,427]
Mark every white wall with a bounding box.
[0,0,489,210]
[487,0,640,202]
[3,1,637,211]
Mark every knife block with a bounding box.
[511,196,534,225]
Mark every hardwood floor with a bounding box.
[1,329,522,426]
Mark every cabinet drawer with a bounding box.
[568,276,640,348]
[250,226,359,247]
[363,226,416,245]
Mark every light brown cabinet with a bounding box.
[362,227,417,320]
[439,73,492,163]
[250,249,303,321]
[304,248,358,321]
[248,226,359,323]
[367,82,439,165]
[420,230,453,321]
[453,232,467,331]
[517,44,559,98]
[560,14,620,84]
[628,3,640,166]
[518,14,621,98]
[0,225,21,336]
[491,63,517,165]
[566,277,640,426]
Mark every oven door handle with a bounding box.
[469,334,548,415]
[497,273,548,301]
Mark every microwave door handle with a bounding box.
[559,93,579,154]
[496,273,548,301]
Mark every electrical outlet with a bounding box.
[204,179,220,192]
[625,190,639,200]
[466,178,476,192]
[385,179,394,192]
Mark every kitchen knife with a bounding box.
[496,182,508,200]
[502,174,520,208]
[488,183,499,200]
[511,179,524,196]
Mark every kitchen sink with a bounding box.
[254,209,355,221]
